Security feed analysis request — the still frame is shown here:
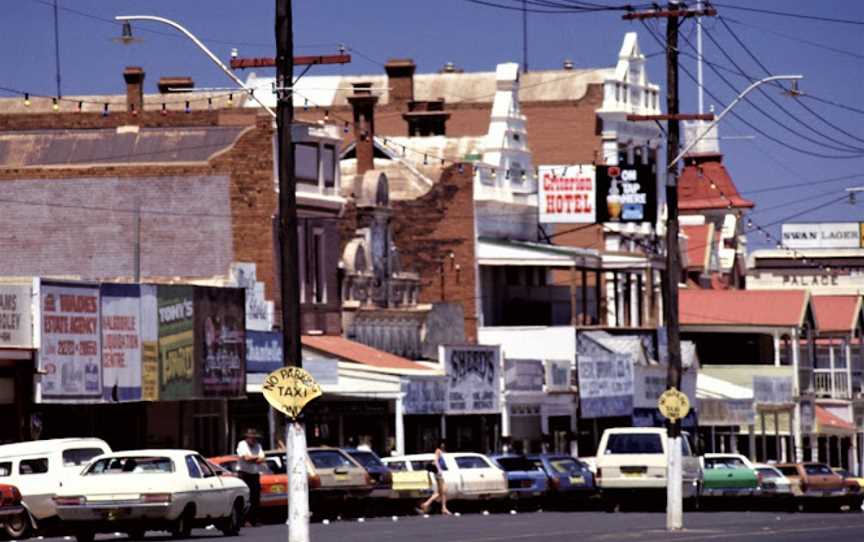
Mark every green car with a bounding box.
[700,454,759,497]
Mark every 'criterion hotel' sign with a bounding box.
[538,165,596,224]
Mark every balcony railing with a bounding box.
[813,369,851,399]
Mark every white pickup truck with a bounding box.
[383,452,508,502]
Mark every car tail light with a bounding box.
[54,496,85,506]
[141,493,172,504]
[365,472,374,486]
[308,474,322,490]
[549,477,560,490]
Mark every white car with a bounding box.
[595,427,701,510]
[753,463,793,498]
[383,452,507,501]
[0,438,111,535]
[53,450,249,542]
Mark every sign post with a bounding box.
[658,387,690,531]
[262,367,322,542]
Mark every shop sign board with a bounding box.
[698,398,755,426]
[140,285,159,401]
[303,358,338,386]
[39,282,102,400]
[633,365,697,409]
[0,284,33,348]
[100,284,142,402]
[442,345,500,415]
[402,377,446,415]
[753,376,793,405]
[247,330,283,374]
[262,366,322,420]
[195,287,246,397]
[538,165,596,224]
[229,262,274,331]
[781,222,864,249]
[577,354,634,418]
[509,402,542,417]
[596,164,657,224]
[504,359,544,391]
[157,285,196,400]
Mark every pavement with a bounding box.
[34,510,864,542]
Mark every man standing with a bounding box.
[236,428,265,525]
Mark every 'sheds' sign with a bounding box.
[538,165,596,224]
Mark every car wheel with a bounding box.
[219,500,243,537]
[75,531,95,542]
[4,512,30,540]
[602,497,618,513]
[127,529,146,540]
[171,508,194,539]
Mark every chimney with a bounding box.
[384,58,415,109]
[563,59,574,70]
[404,99,450,136]
[157,76,195,94]
[123,66,145,115]
[347,82,378,176]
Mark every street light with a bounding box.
[113,15,276,118]
[669,74,803,169]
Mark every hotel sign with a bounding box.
[781,222,864,249]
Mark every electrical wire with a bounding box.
[709,2,864,27]
[721,15,864,61]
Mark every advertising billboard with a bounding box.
[538,165,596,224]
[157,285,196,400]
[39,282,102,400]
[442,345,501,415]
[0,284,33,348]
[100,283,142,402]
[595,164,657,224]
[781,222,864,249]
[195,287,246,397]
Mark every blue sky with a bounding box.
[3,0,863,249]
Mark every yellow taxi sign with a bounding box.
[658,387,690,421]
[262,366,323,420]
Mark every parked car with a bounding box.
[0,438,111,535]
[208,454,320,514]
[377,459,434,500]
[53,450,249,542]
[383,453,507,502]
[343,449,393,499]
[489,455,548,503]
[0,483,27,539]
[595,428,701,511]
[297,448,373,511]
[528,454,596,503]
[753,463,793,507]
[776,462,850,510]
[832,468,864,509]
[700,453,759,499]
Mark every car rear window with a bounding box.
[757,468,781,479]
[348,451,384,469]
[705,457,747,469]
[86,456,173,474]
[549,458,582,475]
[455,456,492,470]
[309,450,353,469]
[62,447,105,467]
[804,464,834,475]
[385,461,407,472]
[604,433,663,454]
[495,457,537,472]
[778,466,799,476]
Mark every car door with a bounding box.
[184,454,215,518]
[194,455,227,517]
[454,455,498,495]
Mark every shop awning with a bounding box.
[696,373,753,400]
[301,335,435,375]
[477,237,600,268]
[815,405,856,435]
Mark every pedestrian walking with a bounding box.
[236,428,265,526]
[418,440,452,515]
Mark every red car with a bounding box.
[208,455,320,513]
[0,483,28,539]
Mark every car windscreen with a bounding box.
[309,450,353,469]
[455,456,492,469]
[63,448,105,467]
[85,456,173,474]
[804,464,834,475]
[548,458,583,476]
[778,466,799,477]
[604,433,663,454]
[348,451,384,469]
[705,457,747,469]
[495,457,537,472]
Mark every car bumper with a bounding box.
[55,502,178,523]
[701,487,760,497]
[601,481,700,499]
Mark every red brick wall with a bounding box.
[390,164,478,343]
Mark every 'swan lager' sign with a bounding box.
[262,366,322,420]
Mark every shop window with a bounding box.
[19,458,48,475]
[294,143,319,185]
[322,145,336,188]
[311,228,326,304]
[298,224,306,303]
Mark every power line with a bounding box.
[740,173,861,196]
[709,2,864,27]
[721,15,864,61]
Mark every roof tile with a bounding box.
[680,289,808,327]
[301,335,429,371]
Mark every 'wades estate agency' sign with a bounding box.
[442,345,501,414]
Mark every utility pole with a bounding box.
[522,0,529,72]
[624,0,716,531]
[275,2,308,542]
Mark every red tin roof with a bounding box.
[678,153,754,211]
[301,335,429,371]
[680,289,809,327]
[812,295,862,334]
[682,224,714,272]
